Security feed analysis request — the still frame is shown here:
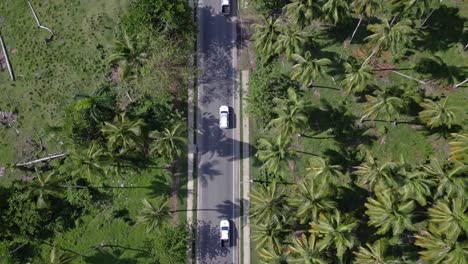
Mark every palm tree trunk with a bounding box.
[15,153,67,167]
[419,9,435,28]
[391,70,426,84]
[0,33,14,81]
[349,15,363,45]
[453,78,468,89]
[362,49,378,66]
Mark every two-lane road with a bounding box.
[196,0,240,263]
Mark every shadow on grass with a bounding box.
[414,55,468,85]
[415,6,467,51]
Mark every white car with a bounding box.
[219,105,229,129]
[220,219,230,247]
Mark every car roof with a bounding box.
[220,105,229,112]
[220,220,229,227]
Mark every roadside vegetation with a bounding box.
[246,0,467,263]
[0,0,194,262]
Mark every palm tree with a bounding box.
[309,210,358,261]
[108,31,148,80]
[74,87,115,123]
[360,93,404,123]
[256,136,295,179]
[398,169,435,206]
[137,197,171,233]
[427,197,468,241]
[46,243,76,264]
[249,181,289,225]
[340,61,375,95]
[149,123,187,161]
[419,97,458,129]
[26,169,65,209]
[423,159,467,199]
[253,16,283,59]
[269,88,308,138]
[354,151,398,191]
[66,142,110,181]
[349,0,382,44]
[364,18,415,61]
[290,179,336,224]
[275,27,307,61]
[306,156,348,187]
[390,0,435,18]
[353,238,390,264]
[449,133,468,164]
[291,52,331,88]
[322,0,349,25]
[258,245,289,264]
[284,0,318,28]
[364,190,415,237]
[101,113,146,154]
[415,225,467,264]
[287,233,327,264]
[252,222,286,253]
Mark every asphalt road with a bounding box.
[196,0,240,263]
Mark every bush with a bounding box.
[151,223,190,264]
[253,0,290,17]
[247,63,294,128]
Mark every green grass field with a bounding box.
[0,0,128,165]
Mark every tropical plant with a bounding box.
[340,61,375,95]
[102,113,146,154]
[74,87,115,123]
[427,196,468,241]
[354,151,398,191]
[25,170,65,209]
[256,136,295,179]
[149,123,187,161]
[249,181,289,225]
[309,210,358,261]
[253,16,283,59]
[290,179,336,224]
[448,133,468,164]
[45,243,76,264]
[398,168,435,206]
[275,27,308,60]
[291,52,331,88]
[252,222,287,253]
[349,0,382,43]
[137,197,172,233]
[321,0,349,25]
[353,238,390,264]
[287,233,327,264]
[258,245,289,264]
[108,31,148,80]
[415,225,468,264]
[364,190,415,237]
[269,88,308,138]
[65,142,110,181]
[284,0,318,28]
[306,156,348,187]
[365,18,415,54]
[360,93,405,123]
[423,159,467,198]
[419,97,458,129]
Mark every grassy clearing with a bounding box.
[0,0,128,165]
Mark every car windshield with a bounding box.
[221,226,229,230]
[221,111,228,114]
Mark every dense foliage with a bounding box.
[0,0,194,262]
[247,0,468,263]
